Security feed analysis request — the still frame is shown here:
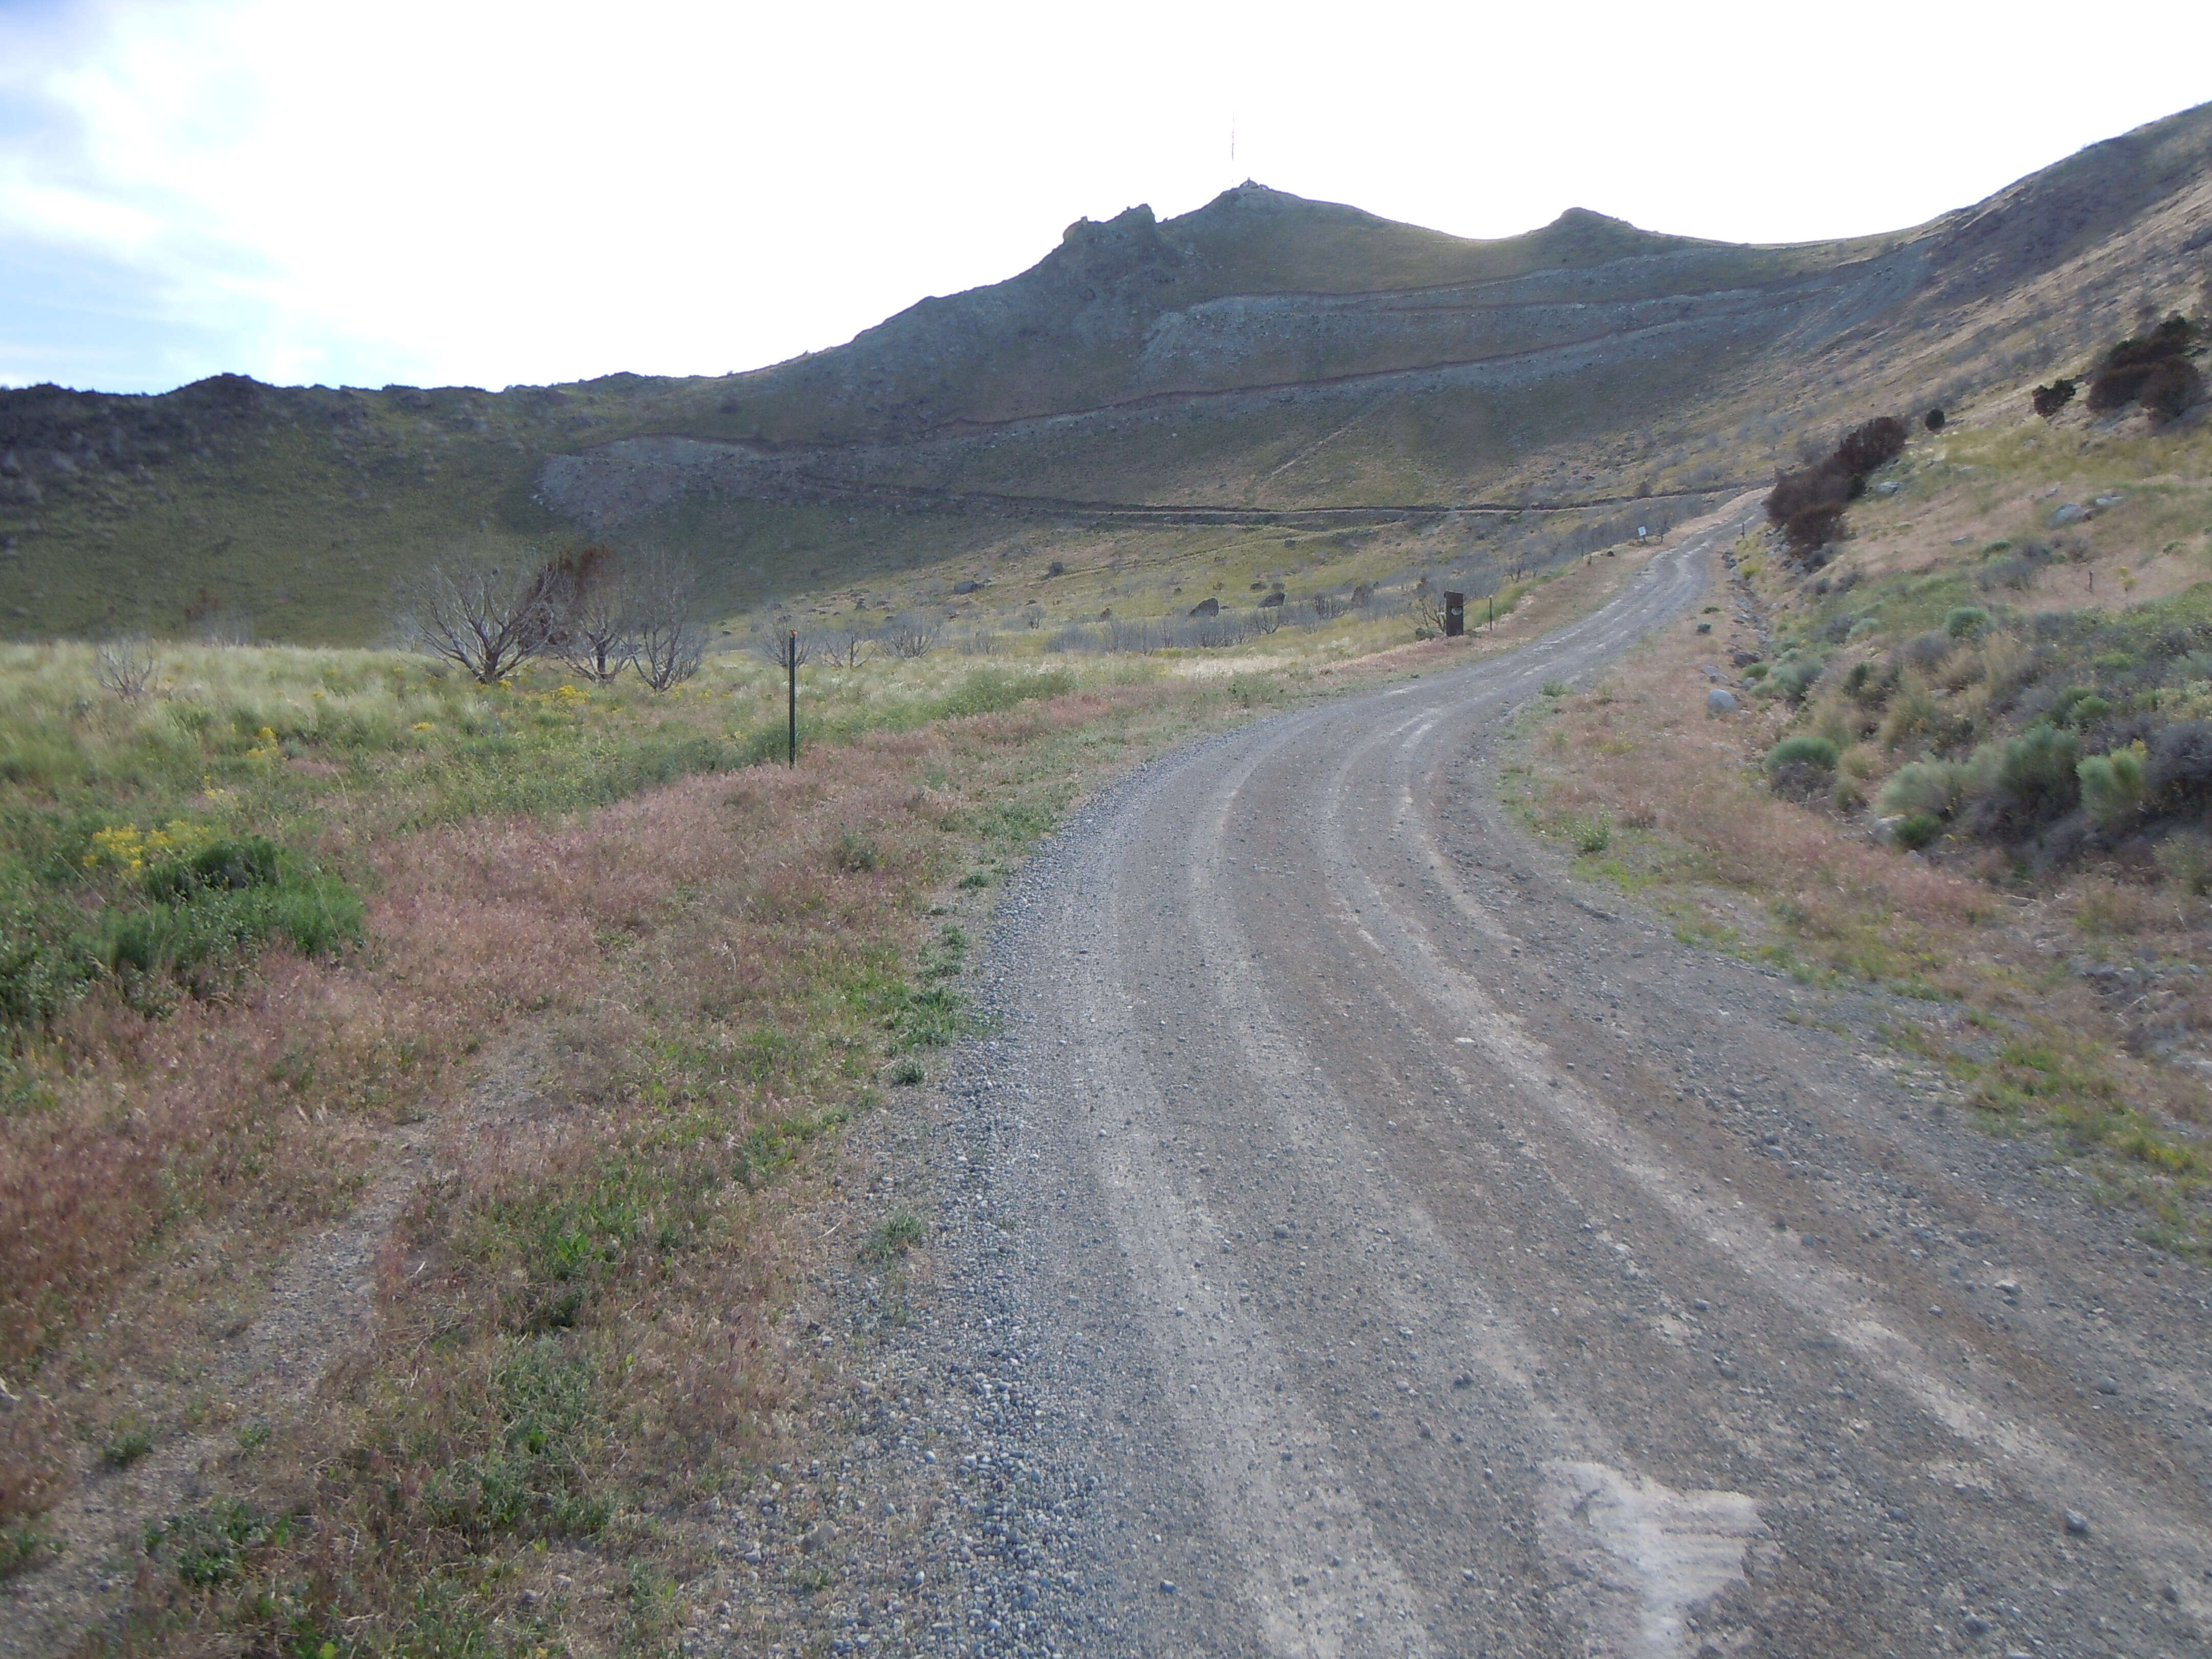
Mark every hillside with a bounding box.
[2,101,2210,643]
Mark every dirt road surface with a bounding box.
[910,512,2212,1658]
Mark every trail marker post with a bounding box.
[787,630,797,767]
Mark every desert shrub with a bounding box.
[1894,813,1943,850]
[1764,462,1853,557]
[1924,408,1946,431]
[1994,722,2081,822]
[2155,832,2212,896]
[2077,743,2147,829]
[2031,379,2077,418]
[1766,655,1826,704]
[2147,719,2212,805]
[1764,735,1838,774]
[2087,316,2196,413]
[1843,661,1891,706]
[1835,415,1908,477]
[2141,358,2204,421]
[1900,632,1952,670]
[1944,606,1992,640]
[1762,418,1907,560]
[1877,759,1971,819]
[1562,813,1611,854]
[2050,686,2111,729]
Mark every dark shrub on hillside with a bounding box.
[1835,416,1908,477]
[1924,408,1946,431]
[2087,316,2196,413]
[2141,358,2204,421]
[1994,723,2081,824]
[1766,417,1909,558]
[2031,379,2077,418]
[2148,720,2212,806]
[1895,812,1943,850]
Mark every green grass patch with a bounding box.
[860,1210,927,1263]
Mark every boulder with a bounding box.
[1189,596,1220,617]
[1707,688,1739,715]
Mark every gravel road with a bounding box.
[848,509,2212,1659]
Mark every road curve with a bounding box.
[939,513,2212,1658]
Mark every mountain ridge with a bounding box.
[2,101,2209,641]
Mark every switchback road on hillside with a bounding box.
[908,509,2212,1659]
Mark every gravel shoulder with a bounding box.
[751,505,2212,1659]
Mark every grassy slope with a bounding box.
[1505,358,2212,1247]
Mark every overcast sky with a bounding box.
[2,0,2206,396]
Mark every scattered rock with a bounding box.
[1189,597,1220,618]
[1706,688,1738,714]
[2096,1376,2119,1395]
[2049,503,2091,526]
[952,580,982,594]
[2065,1509,2090,1536]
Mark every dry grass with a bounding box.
[3,667,1246,1654]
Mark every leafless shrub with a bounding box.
[823,623,873,669]
[957,630,998,657]
[881,616,940,658]
[550,543,632,683]
[627,548,706,692]
[94,633,157,700]
[393,552,564,684]
[1251,605,1283,636]
[1408,588,1447,634]
[753,624,814,672]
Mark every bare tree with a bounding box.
[823,622,873,669]
[94,632,157,700]
[881,615,940,658]
[550,543,631,683]
[1407,584,1447,634]
[627,547,705,692]
[753,625,815,672]
[394,552,564,684]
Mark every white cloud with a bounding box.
[2,0,2208,393]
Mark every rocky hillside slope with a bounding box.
[3,103,2209,643]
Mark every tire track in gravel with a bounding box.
[913,496,2212,1659]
